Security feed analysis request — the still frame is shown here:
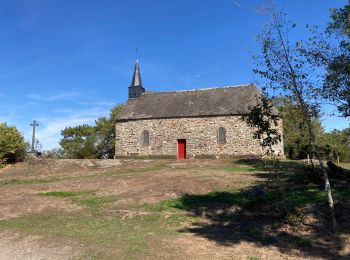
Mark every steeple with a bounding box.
[128,59,145,99]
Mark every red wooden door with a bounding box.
[177,139,186,160]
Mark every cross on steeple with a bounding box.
[30,120,39,153]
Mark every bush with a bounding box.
[42,148,64,159]
[0,123,28,163]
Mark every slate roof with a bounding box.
[117,84,269,121]
[130,59,143,88]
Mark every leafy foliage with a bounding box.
[328,3,350,37]
[324,3,350,117]
[251,6,329,161]
[303,2,350,117]
[251,3,338,232]
[274,97,350,162]
[59,104,123,159]
[95,104,123,159]
[43,148,64,159]
[242,95,281,153]
[320,128,350,162]
[59,124,97,159]
[274,97,323,159]
[0,123,28,163]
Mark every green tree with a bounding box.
[323,3,350,118]
[304,2,350,117]
[242,95,281,155]
[320,128,350,163]
[59,104,123,159]
[59,124,97,159]
[95,104,123,159]
[328,2,350,36]
[275,97,324,159]
[0,123,28,163]
[250,3,337,231]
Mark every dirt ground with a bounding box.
[0,159,348,259]
[0,159,252,221]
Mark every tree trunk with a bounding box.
[303,107,337,233]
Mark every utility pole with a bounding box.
[30,120,39,153]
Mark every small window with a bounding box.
[141,130,149,146]
[217,127,226,144]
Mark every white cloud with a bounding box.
[36,116,97,149]
[35,106,110,149]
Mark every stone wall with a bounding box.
[115,116,284,158]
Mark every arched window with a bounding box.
[217,127,226,144]
[141,130,149,146]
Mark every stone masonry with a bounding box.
[115,115,284,158]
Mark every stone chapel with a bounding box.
[115,60,284,159]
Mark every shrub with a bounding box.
[0,123,28,163]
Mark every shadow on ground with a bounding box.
[171,160,350,259]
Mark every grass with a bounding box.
[247,256,261,260]
[0,199,187,258]
[38,190,96,197]
[333,189,350,200]
[245,226,277,244]
[225,164,260,172]
[0,175,93,187]
[0,178,58,187]
[0,163,169,189]
[103,163,168,177]
[139,186,336,214]
[0,159,349,258]
[224,159,308,176]
[279,188,326,206]
[73,195,119,207]
[38,190,119,208]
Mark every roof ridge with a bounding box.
[142,84,256,95]
[175,84,254,92]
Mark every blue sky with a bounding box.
[0,0,348,149]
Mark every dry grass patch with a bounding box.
[0,158,349,259]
